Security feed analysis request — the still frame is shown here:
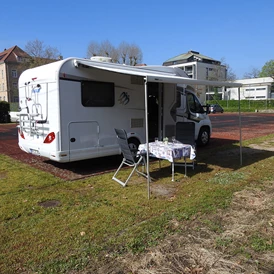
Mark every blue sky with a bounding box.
[1,0,274,78]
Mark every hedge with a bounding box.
[207,99,274,112]
[0,101,11,123]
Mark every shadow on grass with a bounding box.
[44,137,274,181]
[44,155,123,180]
[147,162,213,181]
[198,137,274,170]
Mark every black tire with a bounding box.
[197,127,210,146]
[128,138,140,157]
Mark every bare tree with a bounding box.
[118,41,129,64]
[25,39,61,59]
[111,48,120,63]
[226,65,237,81]
[24,39,61,68]
[220,58,237,81]
[243,67,260,79]
[100,40,115,57]
[87,41,100,57]
[86,40,143,65]
[25,39,44,57]
[204,58,236,101]
[128,43,143,66]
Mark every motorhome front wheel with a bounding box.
[197,127,210,146]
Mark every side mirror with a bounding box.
[202,104,210,114]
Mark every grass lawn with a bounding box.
[1,135,274,273]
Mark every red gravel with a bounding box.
[1,113,274,180]
[0,123,121,180]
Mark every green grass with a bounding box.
[207,171,247,185]
[1,134,274,273]
[250,234,274,252]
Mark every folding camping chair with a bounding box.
[174,122,196,176]
[112,128,148,187]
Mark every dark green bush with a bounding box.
[0,101,10,112]
[0,102,11,123]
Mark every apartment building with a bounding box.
[0,46,30,102]
[163,50,227,103]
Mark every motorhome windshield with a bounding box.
[187,92,206,114]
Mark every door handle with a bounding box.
[70,138,76,142]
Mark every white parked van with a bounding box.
[17,57,214,163]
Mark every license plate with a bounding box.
[30,149,40,156]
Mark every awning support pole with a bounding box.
[238,87,243,166]
[144,77,150,199]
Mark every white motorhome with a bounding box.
[17,57,212,163]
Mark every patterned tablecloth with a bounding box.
[138,141,195,162]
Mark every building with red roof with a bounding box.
[0,46,30,102]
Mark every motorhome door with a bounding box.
[68,121,99,161]
[147,83,162,141]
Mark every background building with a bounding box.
[163,50,227,103]
[227,77,274,100]
[0,46,30,103]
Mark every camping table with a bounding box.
[138,141,196,181]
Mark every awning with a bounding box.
[73,59,242,88]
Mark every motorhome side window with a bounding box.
[187,93,205,113]
[81,81,115,107]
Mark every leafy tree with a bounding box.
[24,39,62,68]
[243,67,260,79]
[259,60,274,77]
[87,40,143,65]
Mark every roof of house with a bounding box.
[0,46,30,63]
[163,50,219,65]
